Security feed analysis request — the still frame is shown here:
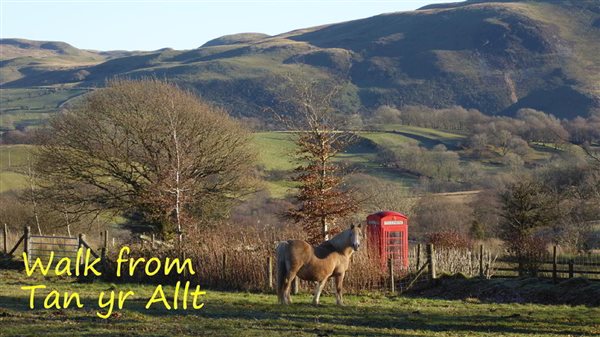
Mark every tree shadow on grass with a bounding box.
[405,276,600,307]
[0,294,595,337]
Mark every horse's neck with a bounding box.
[321,230,352,256]
[340,246,354,257]
[318,241,337,252]
[317,241,353,258]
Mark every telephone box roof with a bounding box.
[369,211,407,218]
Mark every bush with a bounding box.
[427,231,473,250]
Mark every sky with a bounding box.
[1,0,461,51]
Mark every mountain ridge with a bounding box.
[2,0,599,120]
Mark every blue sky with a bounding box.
[1,0,460,51]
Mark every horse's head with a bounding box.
[349,223,363,251]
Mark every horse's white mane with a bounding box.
[326,229,352,251]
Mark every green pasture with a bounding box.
[253,131,418,197]
[253,132,297,171]
[374,125,465,149]
[0,88,88,130]
[378,124,465,139]
[0,269,598,337]
[0,145,34,193]
[0,171,28,193]
[360,131,417,150]
[0,145,34,169]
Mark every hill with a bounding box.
[1,0,599,122]
[0,38,149,85]
[201,33,272,47]
[0,38,103,60]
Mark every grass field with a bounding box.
[374,125,465,149]
[0,171,28,193]
[0,144,34,169]
[253,132,297,171]
[0,88,88,131]
[0,269,598,337]
[0,145,33,193]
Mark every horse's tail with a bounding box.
[275,241,289,302]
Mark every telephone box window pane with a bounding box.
[387,231,402,245]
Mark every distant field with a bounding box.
[0,171,28,193]
[361,131,417,150]
[378,124,466,139]
[0,144,34,169]
[0,88,89,131]
[365,125,467,152]
[253,131,423,197]
[0,145,33,193]
[253,132,296,171]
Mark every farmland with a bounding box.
[0,88,88,131]
[0,124,556,196]
[0,269,598,337]
[0,145,33,193]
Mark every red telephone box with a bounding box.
[367,211,409,269]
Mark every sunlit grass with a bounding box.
[0,270,598,337]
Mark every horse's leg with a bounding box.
[312,279,328,306]
[283,269,298,305]
[277,279,286,305]
[275,241,289,305]
[334,273,345,306]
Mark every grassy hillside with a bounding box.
[0,38,149,86]
[2,0,598,124]
[0,39,102,60]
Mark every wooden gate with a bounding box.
[3,226,101,264]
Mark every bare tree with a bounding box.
[36,79,257,235]
[499,177,560,273]
[413,195,474,239]
[516,108,568,147]
[350,174,415,216]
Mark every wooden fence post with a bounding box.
[101,230,108,272]
[389,255,395,293]
[479,244,484,278]
[568,259,574,278]
[426,243,436,281]
[518,261,523,277]
[78,233,85,265]
[23,226,31,263]
[416,244,421,271]
[3,223,7,255]
[267,256,273,290]
[552,246,557,283]
[292,277,299,295]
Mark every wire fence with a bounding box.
[3,224,600,296]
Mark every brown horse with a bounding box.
[276,224,362,305]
